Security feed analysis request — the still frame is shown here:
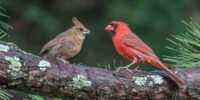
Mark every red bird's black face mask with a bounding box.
[105,24,118,36]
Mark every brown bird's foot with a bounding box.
[57,58,70,66]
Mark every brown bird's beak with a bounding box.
[105,25,114,31]
[82,30,91,35]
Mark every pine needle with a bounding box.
[164,18,200,68]
[0,6,12,39]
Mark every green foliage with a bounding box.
[0,90,13,100]
[0,90,63,100]
[0,7,12,39]
[164,19,200,67]
[23,95,44,100]
[23,94,62,100]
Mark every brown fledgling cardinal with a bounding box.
[105,21,186,88]
[39,17,90,63]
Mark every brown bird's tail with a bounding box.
[149,57,186,88]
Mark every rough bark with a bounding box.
[0,40,199,100]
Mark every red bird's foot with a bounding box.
[116,62,135,73]
[116,66,132,73]
[132,65,143,72]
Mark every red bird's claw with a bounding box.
[116,67,132,73]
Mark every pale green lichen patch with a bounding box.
[38,60,51,71]
[148,81,153,87]
[73,75,92,89]
[132,75,164,87]
[132,76,147,86]
[5,56,22,76]
[148,75,164,85]
[131,88,137,92]
[0,44,9,52]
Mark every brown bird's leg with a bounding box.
[57,57,70,66]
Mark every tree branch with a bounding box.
[0,40,199,100]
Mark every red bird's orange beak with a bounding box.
[105,25,114,31]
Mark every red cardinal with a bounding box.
[105,21,186,88]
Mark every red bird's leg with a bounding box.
[134,64,140,70]
[134,55,143,70]
[125,61,135,68]
[116,61,135,72]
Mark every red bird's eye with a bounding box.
[110,24,118,29]
[110,23,114,26]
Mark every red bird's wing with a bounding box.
[122,32,157,58]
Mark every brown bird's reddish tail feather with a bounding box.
[150,58,186,88]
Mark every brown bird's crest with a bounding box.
[72,17,81,25]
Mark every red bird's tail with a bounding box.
[149,57,186,88]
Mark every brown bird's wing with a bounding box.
[122,32,157,58]
[39,37,59,56]
[39,32,69,56]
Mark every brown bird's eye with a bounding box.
[79,28,83,31]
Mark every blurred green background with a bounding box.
[2,0,200,69]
